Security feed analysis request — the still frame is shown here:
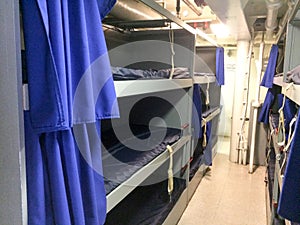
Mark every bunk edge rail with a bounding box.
[193,75,216,84]
[106,135,191,212]
[282,82,300,106]
[273,75,300,106]
[114,79,193,97]
[201,107,221,127]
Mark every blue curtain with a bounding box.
[216,47,225,86]
[192,84,203,138]
[278,110,300,223]
[258,89,276,124]
[260,45,279,88]
[204,121,212,165]
[22,0,119,224]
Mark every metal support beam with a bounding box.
[0,0,27,224]
[139,0,219,46]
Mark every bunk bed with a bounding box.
[266,77,300,225]
[262,8,300,222]
[102,18,222,223]
[101,27,195,224]
[275,17,300,222]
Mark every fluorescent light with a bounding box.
[183,10,189,17]
[210,23,230,38]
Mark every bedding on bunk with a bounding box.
[104,177,186,225]
[286,65,300,85]
[202,106,219,118]
[111,66,190,80]
[101,124,182,194]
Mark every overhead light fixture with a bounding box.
[183,10,189,17]
[210,23,230,38]
[182,0,202,16]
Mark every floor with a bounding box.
[177,153,267,225]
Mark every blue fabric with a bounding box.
[25,113,107,225]
[204,121,212,166]
[278,110,300,223]
[258,89,275,124]
[283,98,298,137]
[22,0,119,133]
[276,95,298,141]
[216,47,225,86]
[22,1,118,224]
[192,84,202,138]
[260,45,279,88]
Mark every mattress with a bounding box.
[111,66,190,80]
[104,177,186,225]
[101,124,182,194]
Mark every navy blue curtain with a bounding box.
[258,88,276,124]
[192,84,203,138]
[216,47,225,86]
[278,110,300,223]
[260,45,279,88]
[204,121,212,165]
[22,0,119,224]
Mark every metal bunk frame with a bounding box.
[104,10,221,224]
[0,0,27,224]
[265,7,300,223]
[0,0,222,224]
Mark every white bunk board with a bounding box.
[282,82,300,106]
[273,76,300,106]
[114,79,193,97]
[106,135,191,212]
[273,76,284,87]
[193,76,216,84]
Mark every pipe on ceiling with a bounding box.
[265,0,283,40]
[109,0,163,21]
[275,0,297,43]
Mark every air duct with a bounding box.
[109,0,163,21]
[265,0,283,40]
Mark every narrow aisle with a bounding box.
[178,154,266,225]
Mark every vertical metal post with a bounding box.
[249,40,264,173]
[0,0,27,224]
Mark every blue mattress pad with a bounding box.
[101,124,182,194]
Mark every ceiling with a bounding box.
[105,0,298,46]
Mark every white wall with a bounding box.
[230,40,250,162]
[217,47,237,155]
